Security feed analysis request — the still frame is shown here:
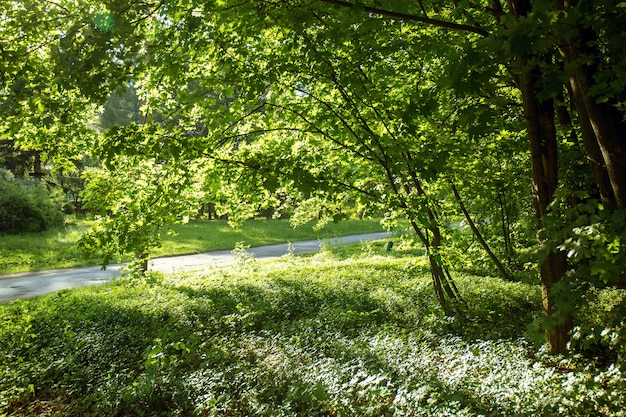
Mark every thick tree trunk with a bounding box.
[540,250,571,354]
[518,63,571,355]
[557,24,626,210]
[505,0,572,355]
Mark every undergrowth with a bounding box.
[0,243,624,416]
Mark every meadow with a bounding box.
[0,218,384,275]
[1,240,624,416]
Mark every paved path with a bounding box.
[0,232,391,303]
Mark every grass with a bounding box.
[1,241,624,416]
[0,217,384,275]
[153,218,385,257]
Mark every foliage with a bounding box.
[445,127,536,279]
[3,0,626,354]
[0,170,63,234]
[121,0,512,312]
[0,247,624,416]
[538,190,626,364]
[0,0,99,172]
[0,140,37,178]
[78,155,202,269]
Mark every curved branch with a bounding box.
[319,0,490,37]
[263,101,376,163]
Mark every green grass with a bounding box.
[1,243,623,416]
[0,217,384,275]
[153,218,385,257]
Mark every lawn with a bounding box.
[1,241,623,416]
[0,217,384,275]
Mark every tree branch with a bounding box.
[264,101,376,163]
[318,0,490,37]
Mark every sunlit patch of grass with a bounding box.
[155,218,385,256]
[0,217,384,274]
[0,218,96,273]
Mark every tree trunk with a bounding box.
[504,0,573,355]
[449,180,513,281]
[135,252,149,273]
[557,22,626,210]
[540,250,571,354]
[403,153,464,314]
[408,219,463,316]
[371,147,465,315]
[566,77,617,209]
[518,59,572,355]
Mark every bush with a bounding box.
[0,170,64,234]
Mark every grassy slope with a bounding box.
[0,218,384,275]
[1,242,623,416]
[154,218,385,257]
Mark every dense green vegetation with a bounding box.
[2,0,626,408]
[0,171,63,234]
[1,242,624,416]
[0,218,384,275]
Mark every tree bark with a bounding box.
[557,23,626,210]
[407,218,463,316]
[403,153,464,314]
[566,77,618,209]
[540,250,571,350]
[517,56,571,354]
[502,0,572,355]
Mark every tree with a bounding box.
[300,0,626,354]
[130,0,624,353]
[1,0,158,171]
[80,124,202,272]
[489,0,626,353]
[122,2,491,313]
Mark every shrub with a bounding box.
[0,170,64,234]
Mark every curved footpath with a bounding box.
[0,232,391,303]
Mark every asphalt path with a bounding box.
[0,232,391,303]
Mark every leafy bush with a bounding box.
[0,170,64,234]
[541,190,626,368]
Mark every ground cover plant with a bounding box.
[1,241,624,416]
[0,218,383,275]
